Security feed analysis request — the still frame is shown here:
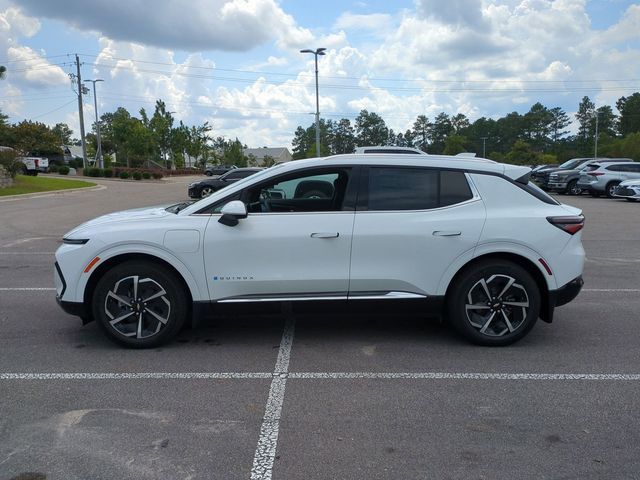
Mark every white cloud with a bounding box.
[17,0,313,52]
[334,12,393,31]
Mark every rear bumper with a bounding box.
[550,275,584,308]
[541,276,583,323]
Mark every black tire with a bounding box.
[566,180,581,196]
[605,181,620,199]
[92,261,188,348]
[446,259,541,346]
[205,171,213,176]
[201,187,214,198]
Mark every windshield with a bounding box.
[558,159,586,169]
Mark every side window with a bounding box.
[366,168,473,211]
[245,169,351,213]
[440,170,473,206]
[606,165,623,172]
[368,168,438,211]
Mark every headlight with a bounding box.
[62,238,89,245]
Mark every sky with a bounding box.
[0,0,639,150]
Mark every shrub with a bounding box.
[58,166,70,175]
[133,171,142,180]
[152,172,164,179]
[142,172,151,179]
[119,171,130,179]
[48,164,59,173]
[103,168,113,178]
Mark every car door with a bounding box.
[202,166,356,302]
[349,166,486,298]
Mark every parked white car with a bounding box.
[55,154,585,348]
[612,178,640,201]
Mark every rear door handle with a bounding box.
[310,232,339,238]
[432,231,461,237]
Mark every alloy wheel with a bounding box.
[201,187,214,198]
[464,274,529,337]
[104,275,171,339]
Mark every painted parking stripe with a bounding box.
[0,287,56,291]
[2,371,639,382]
[288,372,640,380]
[0,372,272,380]
[251,317,296,480]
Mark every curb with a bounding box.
[0,184,105,202]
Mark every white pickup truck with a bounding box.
[19,156,49,175]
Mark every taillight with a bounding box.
[547,215,585,235]
[34,159,39,168]
[587,172,604,177]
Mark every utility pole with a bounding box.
[594,112,599,159]
[480,136,488,158]
[85,79,104,168]
[74,54,88,169]
[300,48,326,157]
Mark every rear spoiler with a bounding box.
[503,164,532,184]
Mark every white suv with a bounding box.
[55,154,585,348]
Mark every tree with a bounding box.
[52,123,73,145]
[412,115,432,151]
[443,135,467,155]
[329,118,356,154]
[292,126,311,159]
[223,138,247,167]
[523,102,553,151]
[355,110,388,146]
[450,113,470,133]
[506,140,538,165]
[549,107,570,143]
[595,105,617,137]
[0,65,6,80]
[12,121,61,156]
[616,93,640,136]
[148,100,174,168]
[428,112,453,154]
[576,96,596,140]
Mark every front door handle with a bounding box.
[432,230,461,237]
[310,232,339,238]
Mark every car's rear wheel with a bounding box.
[92,261,188,348]
[447,260,540,346]
[606,181,620,198]
[201,187,214,198]
[205,171,213,176]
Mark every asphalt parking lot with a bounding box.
[1,176,639,480]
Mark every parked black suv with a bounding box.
[188,168,263,198]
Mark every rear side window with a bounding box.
[441,170,473,207]
[365,168,473,211]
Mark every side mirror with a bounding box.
[218,200,247,226]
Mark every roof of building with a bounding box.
[243,147,290,159]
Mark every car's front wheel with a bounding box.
[447,260,541,346]
[567,180,582,195]
[606,181,620,199]
[92,261,188,348]
[201,187,214,198]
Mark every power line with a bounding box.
[31,98,77,119]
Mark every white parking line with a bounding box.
[0,372,271,380]
[583,288,640,292]
[2,371,639,382]
[289,372,640,380]
[0,252,55,255]
[0,287,56,291]
[251,317,295,480]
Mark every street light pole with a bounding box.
[480,136,488,158]
[300,48,326,157]
[84,79,104,168]
[594,112,599,159]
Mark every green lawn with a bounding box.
[0,175,96,196]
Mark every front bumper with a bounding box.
[612,185,640,199]
[548,181,568,190]
[188,187,199,198]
